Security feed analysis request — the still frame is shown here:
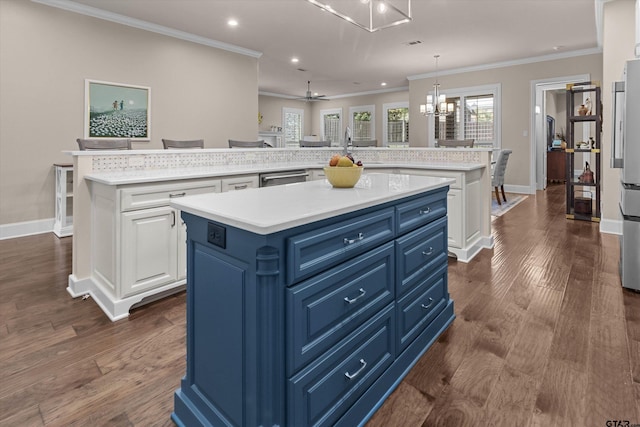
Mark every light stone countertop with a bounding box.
[170,173,455,235]
[84,161,484,185]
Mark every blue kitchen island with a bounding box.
[170,173,456,427]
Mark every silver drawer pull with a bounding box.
[344,288,366,304]
[234,184,248,190]
[169,192,187,198]
[343,232,364,245]
[344,358,367,380]
[419,207,431,215]
[422,247,434,256]
[421,298,434,310]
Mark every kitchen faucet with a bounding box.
[344,126,352,154]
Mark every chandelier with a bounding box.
[306,0,412,33]
[420,55,454,116]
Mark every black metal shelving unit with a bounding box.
[565,82,602,222]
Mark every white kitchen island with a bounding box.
[170,173,456,427]
[67,147,492,320]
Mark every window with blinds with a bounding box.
[321,108,342,144]
[283,108,303,146]
[387,107,409,146]
[430,84,500,147]
[349,105,375,141]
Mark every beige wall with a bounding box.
[601,0,636,224]
[0,0,258,226]
[409,54,603,188]
[258,95,313,136]
[258,91,410,146]
[307,91,410,144]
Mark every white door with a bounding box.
[121,206,178,298]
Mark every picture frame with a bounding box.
[84,79,151,140]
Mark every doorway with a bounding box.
[531,74,590,192]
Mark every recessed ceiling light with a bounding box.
[381,82,387,86]
[291,57,299,63]
[228,19,238,27]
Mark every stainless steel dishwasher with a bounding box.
[259,170,309,187]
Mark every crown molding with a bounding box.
[31,0,262,58]
[259,86,409,100]
[407,47,603,81]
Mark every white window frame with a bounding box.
[427,83,501,148]
[382,101,409,147]
[320,107,342,146]
[349,105,375,141]
[282,107,304,148]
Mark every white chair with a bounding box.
[162,139,204,149]
[491,149,512,205]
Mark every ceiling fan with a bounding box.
[295,81,329,102]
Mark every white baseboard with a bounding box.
[600,218,622,235]
[503,184,533,195]
[0,218,55,240]
[448,235,494,263]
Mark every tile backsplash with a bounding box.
[90,148,485,173]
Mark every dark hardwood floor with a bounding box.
[1,184,639,426]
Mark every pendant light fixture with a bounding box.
[306,0,412,33]
[420,55,454,116]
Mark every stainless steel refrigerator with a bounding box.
[612,58,640,291]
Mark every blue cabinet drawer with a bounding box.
[286,243,394,375]
[287,207,395,284]
[395,215,447,297]
[288,306,395,427]
[395,188,447,235]
[396,264,447,353]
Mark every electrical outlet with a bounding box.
[207,223,226,249]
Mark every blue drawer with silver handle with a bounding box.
[395,187,447,235]
[286,242,394,375]
[287,207,395,284]
[395,215,448,297]
[396,264,447,353]
[288,306,395,427]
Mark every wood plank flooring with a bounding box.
[1,184,639,427]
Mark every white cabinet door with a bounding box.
[121,206,178,298]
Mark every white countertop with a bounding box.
[84,162,484,185]
[170,173,455,235]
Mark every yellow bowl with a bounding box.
[323,166,364,188]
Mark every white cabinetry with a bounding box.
[308,168,327,181]
[121,206,179,298]
[88,178,221,320]
[221,174,259,191]
[53,163,73,237]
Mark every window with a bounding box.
[283,107,303,147]
[383,102,409,147]
[320,108,342,145]
[349,105,375,141]
[429,84,501,147]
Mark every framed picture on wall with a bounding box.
[84,79,151,140]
